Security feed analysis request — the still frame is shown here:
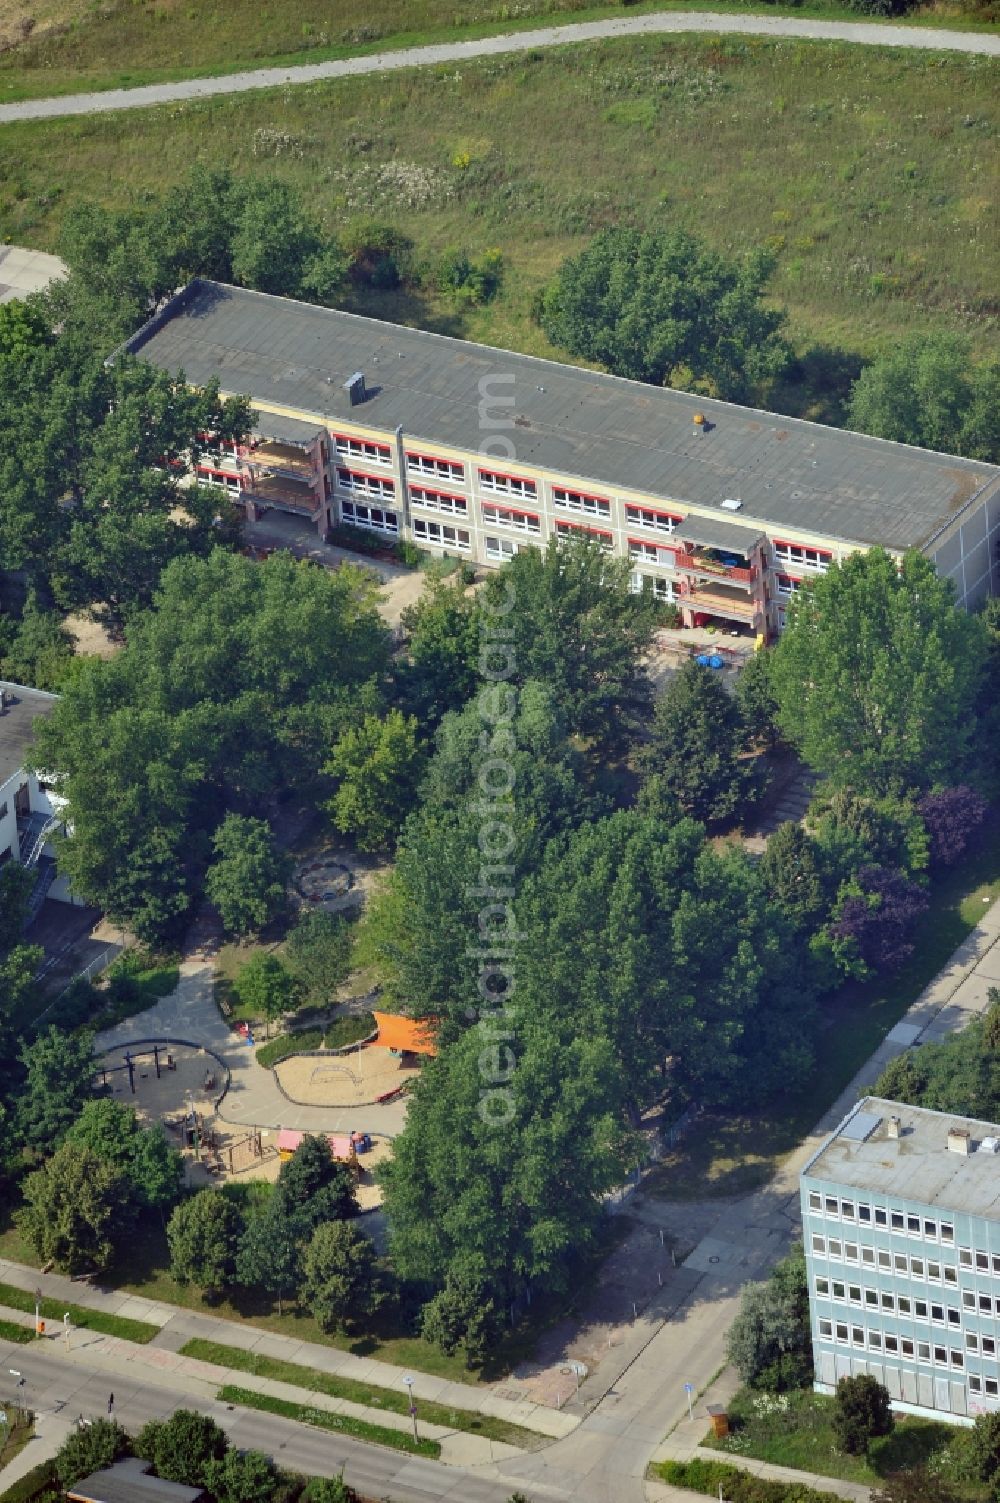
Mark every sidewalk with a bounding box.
[0,1404,75,1494]
[0,1258,576,1442]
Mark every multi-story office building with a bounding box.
[122,280,1000,640]
[803,1096,1000,1423]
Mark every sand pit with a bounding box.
[275,1044,421,1106]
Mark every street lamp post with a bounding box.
[9,1371,24,1425]
[403,1375,418,1442]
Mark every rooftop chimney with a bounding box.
[887,1115,901,1140]
[344,371,366,406]
[947,1128,971,1156]
[693,412,706,438]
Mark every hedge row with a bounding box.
[654,1458,837,1503]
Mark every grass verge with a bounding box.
[1,0,996,106]
[702,1387,966,1486]
[0,1319,34,1345]
[218,1383,441,1458]
[0,1281,158,1344]
[183,1337,542,1447]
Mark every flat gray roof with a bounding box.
[252,411,325,446]
[0,681,58,789]
[122,281,1000,553]
[67,1457,205,1503]
[673,514,765,554]
[803,1097,1000,1219]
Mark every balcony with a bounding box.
[673,547,757,589]
[241,472,321,516]
[685,581,758,624]
[248,441,320,483]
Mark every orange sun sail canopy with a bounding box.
[371,1011,439,1056]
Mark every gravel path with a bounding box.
[1,11,997,125]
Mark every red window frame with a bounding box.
[333,433,392,462]
[628,536,675,556]
[771,539,833,570]
[624,503,684,530]
[197,464,242,487]
[406,450,465,479]
[409,485,468,510]
[336,467,395,493]
[478,467,538,496]
[481,502,541,525]
[553,485,612,511]
[556,519,613,543]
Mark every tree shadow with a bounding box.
[771,344,865,428]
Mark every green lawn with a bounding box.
[0,1319,35,1345]
[705,1387,973,1488]
[219,1383,441,1457]
[646,821,1000,1199]
[0,0,995,105]
[182,1337,544,1447]
[1,35,997,379]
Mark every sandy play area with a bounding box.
[275,1044,420,1107]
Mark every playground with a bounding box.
[273,1011,437,1107]
[291,843,384,916]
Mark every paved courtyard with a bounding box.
[0,244,65,302]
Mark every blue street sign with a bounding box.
[684,1383,693,1392]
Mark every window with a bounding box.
[948,1308,961,1327]
[915,1300,929,1320]
[968,1333,980,1351]
[898,1296,912,1315]
[772,539,832,574]
[988,1378,1000,1397]
[928,1262,942,1283]
[952,1350,965,1369]
[630,574,677,603]
[0,802,6,820]
[894,1254,908,1275]
[819,1318,833,1338]
[918,1342,931,1360]
[908,1215,921,1235]
[944,1267,958,1287]
[842,1201,856,1221]
[775,574,802,600]
[885,1335,899,1354]
[337,468,395,501]
[862,1248,876,1267]
[984,1336,996,1357]
[478,468,536,501]
[865,1290,878,1308]
[629,539,676,566]
[981,1294,993,1313]
[333,434,392,466]
[941,1224,955,1244]
[340,499,399,535]
[480,502,541,534]
[960,1248,974,1268]
[932,1304,945,1323]
[828,1239,842,1260]
[815,1277,830,1296]
[892,1212,905,1231]
[411,517,471,552]
[808,1192,822,1211]
[935,1345,948,1364]
[881,1292,895,1311]
[992,1255,1000,1275]
[197,464,243,496]
[554,486,611,519]
[836,1323,849,1342]
[409,485,468,516]
[924,1220,938,1240]
[970,1375,983,1395]
[911,1258,924,1279]
[868,1331,883,1351]
[875,1208,888,1227]
[812,1235,826,1255]
[826,1197,839,1216]
[407,451,464,483]
[625,503,682,534]
[852,1326,865,1347]
[833,1282,846,1299]
[845,1244,859,1264]
[878,1250,892,1271]
[859,1204,872,1224]
[555,519,613,550]
[484,535,524,562]
[901,1339,915,1358]
[964,1292,977,1310]
[977,1252,990,1272]
[849,1285,862,1305]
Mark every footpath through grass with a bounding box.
[218,1383,441,1459]
[1,0,995,105]
[647,822,1000,1198]
[1,36,996,373]
[0,1281,158,1344]
[182,1337,543,1448]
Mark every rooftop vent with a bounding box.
[947,1128,971,1156]
[721,497,743,512]
[344,371,366,406]
[887,1115,901,1140]
[693,412,706,438]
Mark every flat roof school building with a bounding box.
[123,280,1000,639]
[802,1097,1000,1423]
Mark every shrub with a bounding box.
[966,1410,1000,1480]
[917,786,988,868]
[726,1245,810,1390]
[832,1374,893,1455]
[54,1420,131,1488]
[656,1458,833,1503]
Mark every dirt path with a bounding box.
[1,11,997,125]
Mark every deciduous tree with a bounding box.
[849,333,1000,463]
[66,1098,182,1212]
[301,1220,378,1333]
[205,815,290,937]
[833,1374,893,1455]
[21,1140,131,1274]
[17,1025,97,1150]
[55,1419,131,1488]
[326,709,425,853]
[283,911,352,1005]
[640,660,760,826]
[275,1134,358,1232]
[166,1189,242,1297]
[236,1203,304,1316]
[135,1410,228,1486]
[233,951,301,1037]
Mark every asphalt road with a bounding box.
[0,11,997,125]
[2,1339,565,1503]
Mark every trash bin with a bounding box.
[707,1405,729,1438]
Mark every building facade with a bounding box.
[122,281,1000,640]
[0,682,80,921]
[803,1097,1000,1424]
